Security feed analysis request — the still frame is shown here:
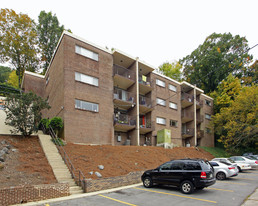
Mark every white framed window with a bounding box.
[205,99,212,106]
[156,98,166,106]
[75,45,99,61]
[169,84,177,92]
[75,99,99,112]
[156,117,166,125]
[156,79,165,87]
[169,102,178,110]
[205,113,211,120]
[75,72,98,86]
[170,120,178,127]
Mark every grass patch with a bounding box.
[200,146,231,158]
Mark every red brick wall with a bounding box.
[0,183,69,206]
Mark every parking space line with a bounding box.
[134,187,217,204]
[207,187,234,192]
[98,194,137,206]
[218,181,248,185]
[236,177,255,180]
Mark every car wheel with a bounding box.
[143,176,153,188]
[180,180,194,194]
[216,172,226,180]
[237,166,242,172]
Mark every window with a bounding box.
[170,120,178,127]
[184,162,201,170]
[210,162,219,167]
[156,117,166,125]
[205,114,211,120]
[160,162,172,170]
[171,162,184,170]
[75,99,99,112]
[75,72,98,86]
[156,98,166,106]
[205,99,212,106]
[169,84,177,92]
[156,79,165,87]
[75,45,99,61]
[169,102,178,110]
[205,127,212,134]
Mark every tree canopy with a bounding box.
[5,92,50,137]
[158,61,182,81]
[0,9,39,88]
[0,66,11,83]
[37,11,68,74]
[211,75,257,154]
[180,32,252,93]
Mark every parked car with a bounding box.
[229,156,258,169]
[247,155,258,160]
[211,158,251,172]
[243,152,253,156]
[141,159,216,194]
[209,161,238,180]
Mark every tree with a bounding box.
[241,60,258,86]
[180,32,252,93]
[158,61,182,81]
[0,66,11,83]
[4,92,50,137]
[37,11,70,74]
[0,9,39,88]
[212,84,258,154]
[7,70,19,88]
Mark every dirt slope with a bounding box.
[64,144,214,179]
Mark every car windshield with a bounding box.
[200,160,212,170]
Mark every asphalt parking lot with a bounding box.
[35,169,258,206]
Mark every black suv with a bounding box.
[141,159,216,194]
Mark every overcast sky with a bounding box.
[2,0,258,68]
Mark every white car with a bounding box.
[212,158,251,172]
[209,161,238,180]
[229,156,258,169]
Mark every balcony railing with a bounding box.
[114,88,135,103]
[114,114,136,126]
[181,110,194,119]
[113,64,134,80]
[139,96,152,108]
[181,92,194,103]
[138,75,151,86]
[182,128,194,136]
[196,99,203,108]
[140,119,152,129]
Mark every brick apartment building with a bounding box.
[22,31,214,147]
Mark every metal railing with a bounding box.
[114,114,136,126]
[138,75,151,86]
[41,124,87,192]
[113,64,134,80]
[113,88,135,103]
[181,92,194,103]
[139,96,152,108]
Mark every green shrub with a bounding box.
[39,118,49,130]
[52,137,65,146]
[49,117,63,131]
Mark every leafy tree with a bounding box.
[7,70,19,88]
[0,9,39,88]
[210,74,242,114]
[158,61,182,81]
[241,60,258,86]
[0,66,11,83]
[37,11,70,74]
[4,92,50,137]
[180,32,252,93]
[212,84,258,154]
[0,83,20,96]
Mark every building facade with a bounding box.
[22,31,214,147]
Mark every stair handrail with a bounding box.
[41,124,87,192]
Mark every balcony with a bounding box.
[113,88,135,110]
[197,130,204,138]
[181,110,194,123]
[139,96,153,114]
[114,114,136,132]
[181,93,194,108]
[113,64,135,90]
[138,75,153,95]
[139,120,154,134]
[196,99,203,109]
[182,128,194,138]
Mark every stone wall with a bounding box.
[0,183,69,206]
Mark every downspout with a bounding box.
[136,57,140,146]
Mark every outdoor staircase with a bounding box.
[38,131,83,195]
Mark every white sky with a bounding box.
[2,0,258,68]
